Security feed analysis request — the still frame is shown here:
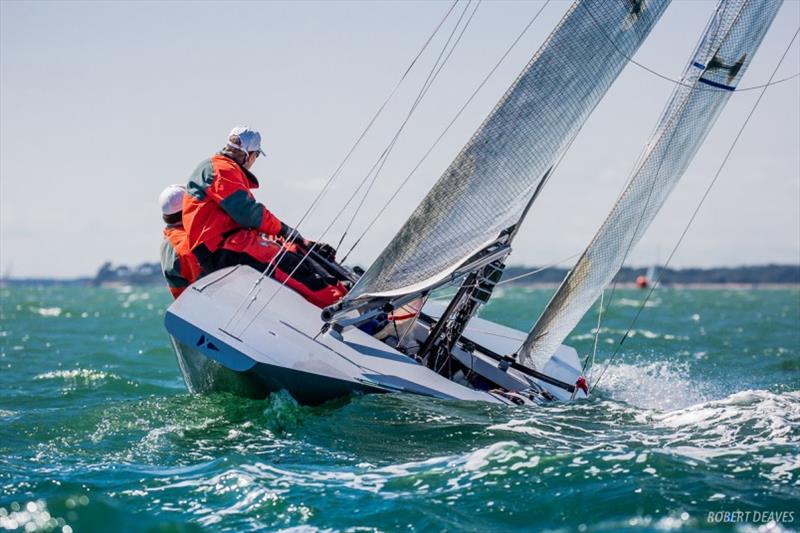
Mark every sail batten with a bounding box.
[344,0,671,303]
[519,0,783,369]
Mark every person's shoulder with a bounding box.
[211,154,241,172]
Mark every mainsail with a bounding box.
[343,0,670,302]
[519,0,783,369]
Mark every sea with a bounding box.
[0,284,797,532]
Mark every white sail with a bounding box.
[520,0,783,369]
[343,0,671,302]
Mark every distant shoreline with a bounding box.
[1,263,798,288]
[498,282,800,290]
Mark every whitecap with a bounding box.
[34,306,61,317]
[651,390,800,465]
[616,298,660,308]
[33,369,120,382]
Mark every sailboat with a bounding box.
[165,0,783,406]
[636,264,658,289]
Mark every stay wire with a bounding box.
[583,288,604,380]
[247,0,459,301]
[580,0,757,355]
[495,253,581,286]
[340,0,552,263]
[427,251,579,306]
[584,1,799,93]
[238,1,482,334]
[583,0,751,329]
[222,0,460,331]
[336,0,481,252]
[590,26,800,394]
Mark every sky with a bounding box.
[1,0,798,278]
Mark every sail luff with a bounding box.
[343,0,671,302]
[519,0,784,369]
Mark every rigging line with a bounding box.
[523,0,754,366]
[235,2,482,334]
[590,26,800,394]
[223,1,459,331]
[233,0,473,332]
[336,0,482,252]
[585,0,753,374]
[339,0,552,263]
[495,253,581,286]
[251,0,460,289]
[581,0,753,346]
[427,250,580,302]
[583,288,605,382]
[586,1,799,93]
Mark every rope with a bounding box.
[340,0,552,263]
[584,1,799,93]
[495,253,581,286]
[336,0,482,252]
[222,1,460,331]
[427,251,579,300]
[590,26,800,394]
[577,0,755,357]
[583,288,604,381]
[237,0,484,333]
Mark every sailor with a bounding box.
[182,126,346,308]
[159,184,202,299]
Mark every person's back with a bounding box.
[183,152,282,266]
[181,126,347,308]
[159,185,201,299]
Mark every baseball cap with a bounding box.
[159,184,186,216]
[227,126,265,156]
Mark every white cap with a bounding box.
[159,184,186,216]
[226,126,265,156]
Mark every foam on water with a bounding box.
[591,360,711,411]
[33,307,62,317]
[33,369,120,383]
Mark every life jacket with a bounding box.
[182,154,282,255]
[160,224,202,298]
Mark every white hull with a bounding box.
[165,266,587,405]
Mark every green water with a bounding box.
[0,284,798,532]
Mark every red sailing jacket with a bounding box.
[160,224,202,298]
[182,154,282,254]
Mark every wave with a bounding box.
[651,389,800,449]
[34,369,122,384]
[33,306,62,317]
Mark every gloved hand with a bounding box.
[306,241,337,262]
[279,221,303,242]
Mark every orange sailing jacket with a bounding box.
[160,224,202,298]
[182,154,283,254]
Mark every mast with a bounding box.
[518,0,784,370]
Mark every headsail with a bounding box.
[343,0,670,302]
[519,0,783,369]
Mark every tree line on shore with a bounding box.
[2,262,798,286]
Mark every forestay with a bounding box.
[519,0,783,369]
[344,0,670,301]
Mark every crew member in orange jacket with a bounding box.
[159,184,202,299]
[182,126,346,308]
